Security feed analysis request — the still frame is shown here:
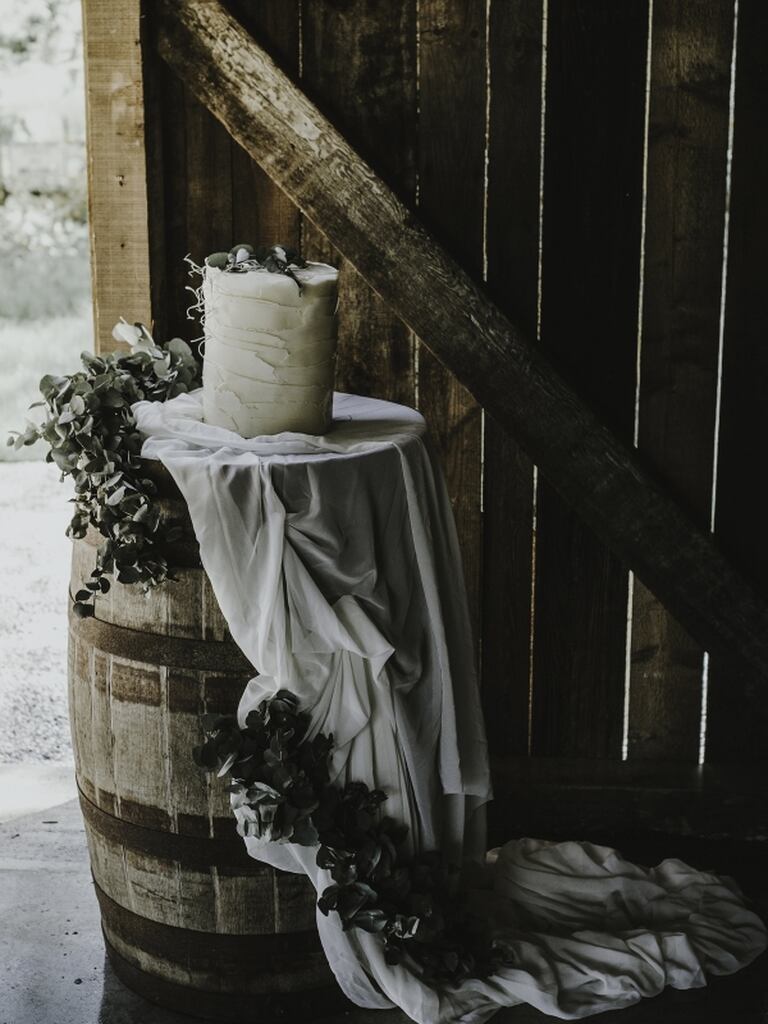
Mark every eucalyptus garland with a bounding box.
[8,323,201,616]
[195,692,506,987]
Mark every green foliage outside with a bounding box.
[0,0,90,460]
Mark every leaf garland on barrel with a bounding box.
[195,691,506,987]
[8,321,201,616]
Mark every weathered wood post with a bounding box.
[76,3,346,1016]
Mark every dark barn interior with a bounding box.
[73,0,768,1019]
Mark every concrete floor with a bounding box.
[2,798,767,1024]
[0,799,198,1024]
[0,799,414,1024]
[0,461,74,765]
[0,762,76,823]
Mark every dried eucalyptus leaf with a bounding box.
[206,251,230,268]
[106,485,126,507]
[101,389,125,408]
[117,565,141,584]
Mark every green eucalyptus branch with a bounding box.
[195,691,506,987]
[8,323,201,617]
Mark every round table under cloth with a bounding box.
[136,390,766,1024]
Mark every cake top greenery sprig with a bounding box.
[204,243,308,290]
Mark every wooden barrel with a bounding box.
[67,463,346,1022]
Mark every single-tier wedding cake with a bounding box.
[201,244,338,437]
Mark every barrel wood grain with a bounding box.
[69,616,250,829]
[83,823,279,934]
[103,933,344,1024]
[71,538,231,642]
[67,474,337,1010]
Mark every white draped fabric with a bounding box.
[136,390,766,1022]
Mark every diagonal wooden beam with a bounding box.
[152,0,768,686]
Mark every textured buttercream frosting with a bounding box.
[202,260,339,437]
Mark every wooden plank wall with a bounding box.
[628,1,735,762]
[481,0,543,761]
[143,1,302,345]
[299,0,417,409]
[82,0,152,351]
[709,0,768,763]
[89,0,768,843]
[417,0,485,644]
[532,0,646,760]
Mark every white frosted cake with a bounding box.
[201,247,339,437]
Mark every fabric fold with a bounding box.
[136,389,766,1023]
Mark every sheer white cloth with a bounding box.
[136,390,766,1022]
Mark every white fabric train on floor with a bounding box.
[136,389,766,1023]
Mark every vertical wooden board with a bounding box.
[103,928,190,985]
[173,867,221,932]
[73,538,149,633]
[66,632,79,771]
[201,674,240,820]
[72,537,189,637]
[145,55,187,342]
[273,871,318,933]
[82,0,152,352]
[83,829,133,913]
[121,849,188,929]
[531,0,647,758]
[164,570,204,640]
[110,659,170,815]
[142,29,233,343]
[141,4,169,345]
[212,871,279,936]
[164,678,212,825]
[183,90,234,277]
[481,0,543,760]
[91,649,118,812]
[226,0,301,251]
[111,571,169,635]
[301,0,417,407]
[708,0,768,762]
[417,0,486,643]
[201,572,231,642]
[628,0,734,763]
[69,632,95,802]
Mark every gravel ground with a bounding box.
[0,461,73,763]
[0,311,90,463]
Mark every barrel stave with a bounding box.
[67,494,341,1017]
